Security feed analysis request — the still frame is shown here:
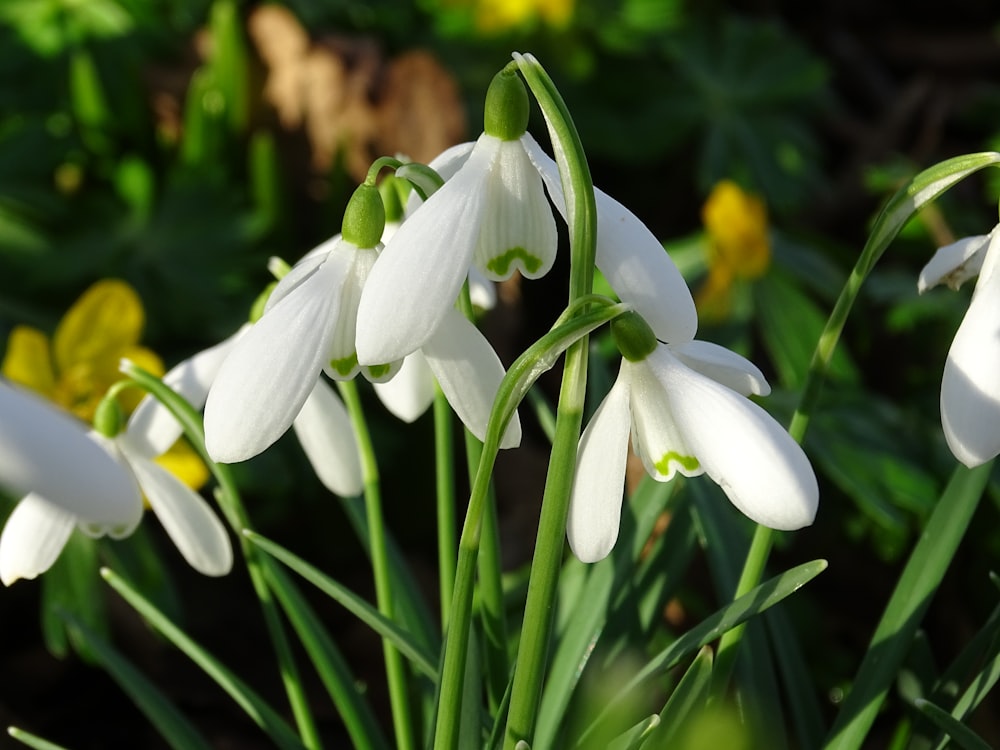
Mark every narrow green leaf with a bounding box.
[639,646,714,748]
[57,609,213,750]
[578,559,827,744]
[767,606,827,749]
[100,568,307,750]
[246,530,438,679]
[261,562,389,750]
[607,715,660,750]
[7,727,70,750]
[915,699,992,750]
[822,461,992,750]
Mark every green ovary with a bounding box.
[487,247,542,276]
[655,451,700,475]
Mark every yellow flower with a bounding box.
[473,0,574,33]
[696,180,771,321]
[2,279,208,490]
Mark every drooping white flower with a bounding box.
[0,408,233,585]
[356,131,558,364]
[918,227,1000,466]
[204,231,395,465]
[567,335,818,563]
[356,126,695,367]
[132,326,363,498]
[0,381,137,525]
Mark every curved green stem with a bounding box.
[503,52,598,749]
[712,150,1000,697]
[337,379,415,750]
[434,386,457,627]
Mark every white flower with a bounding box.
[135,326,363,497]
[918,227,1000,466]
[356,132,557,364]
[566,341,818,563]
[204,235,394,465]
[0,381,137,525]
[356,132,697,366]
[0,418,233,585]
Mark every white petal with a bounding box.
[468,266,497,311]
[649,348,818,530]
[404,141,476,216]
[627,359,703,481]
[124,325,249,458]
[292,379,363,497]
[473,139,558,281]
[669,340,771,397]
[918,232,991,293]
[423,309,521,449]
[204,250,351,463]
[0,382,141,525]
[356,134,499,364]
[0,493,75,585]
[522,133,697,343]
[324,242,381,381]
[270,237,339,306]
[127,450,233,576]
[373,350,436,423]
[566,367,633,563]
[940,235,1000,466]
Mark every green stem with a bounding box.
[435,385,457,626]
[338,380,415,750]
[504,52,598,749]
[711,152,1000,699]
[118,364,322,749]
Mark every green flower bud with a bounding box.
[483,67,529,141]
[342,183,385,248]
[93,393,124,438]
[611,311,658,362]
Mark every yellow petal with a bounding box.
[54,279,145,374]
[694,263,735,323]
[155,438,211,491]
[702,181,771,280]
[2,326,57,397]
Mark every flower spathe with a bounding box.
[567,341,818,563]
[918,227,1000,466]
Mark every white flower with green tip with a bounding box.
[0,387,233,585]
[918,227,1000,466]
[567,314,818,563]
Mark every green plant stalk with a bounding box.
[504,52,598,749]
[338,379,415,750]
[710,151,1000,697]
[824,462,992,749]
[432,300,629,750]
[435,386,458,627]
[117,364,321,749]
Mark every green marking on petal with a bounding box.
[330,353,358,376]
[487,247,542,277]
[367,363,391,379]
[655,451,699,475]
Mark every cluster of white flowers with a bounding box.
[0,59,826,584]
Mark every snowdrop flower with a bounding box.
[133,325,362,498]
[567,313,818,563]
[0,387,233,585]
[918,227,1000,466]
[205,184,400,464]
[0,380,137,525]
[357,66,696,366]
